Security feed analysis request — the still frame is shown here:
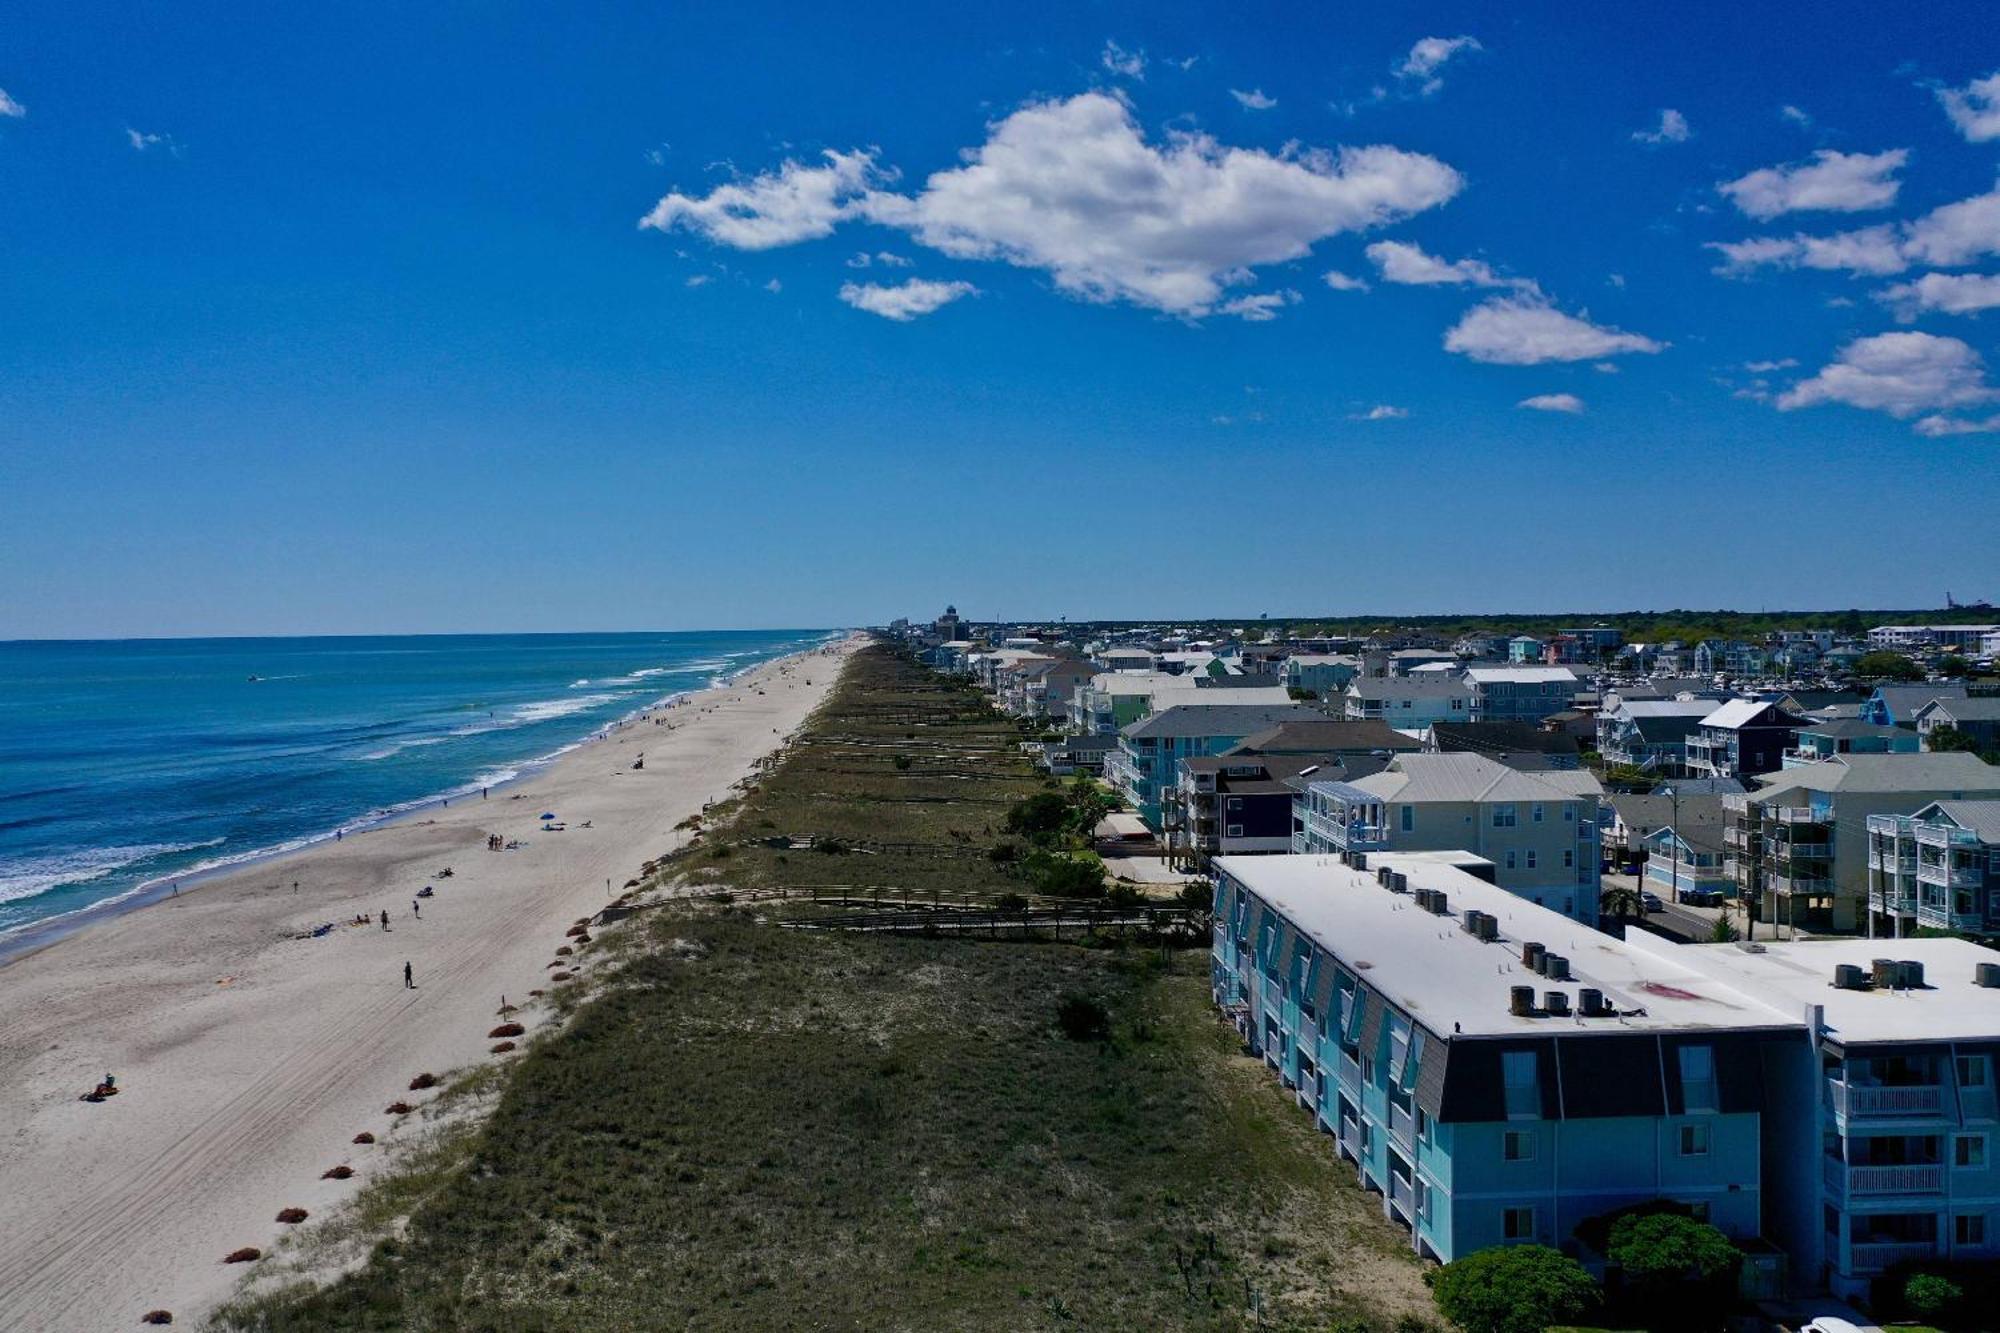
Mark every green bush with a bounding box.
[987,841,1019,864]
[1426,1245,1598,1333]
[1605,1212,1740,1328]
[893,754,913,771]
[994,892,1029,914]
[1055,993,1111,1042]
[1107,883,1146,909]
[1905,1272,1964,1323]
[1032,854,1107,899]
[1005,791,1071,837]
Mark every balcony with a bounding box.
[1767,872,1833,896]
[1389,1101,1413,1146]
[1869,888,1918,914]
[1824,1157,1944,1199]
[1339,1050,1362,1092]
[1850,1240,1940,1273]
[1829,1080,1946,1118]
[1388,1171,1415,1219]
[1769,806,1823,825]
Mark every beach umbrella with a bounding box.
[539,812,556,820]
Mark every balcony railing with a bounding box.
[1770,806,1823,825]
[1389,1101,1413,1146]
[1825,1158,1944,1198]
[1388,1172,1415,1217]
[1869,889,1918,913]
[1850,1240,1939,1272]
[1829,1080,1946,1118]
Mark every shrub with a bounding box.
[1030,853,1106,899]
[988,841,1019,864]
[489,1023,525,1038]
[490,1041,517,1054]
[893,754,913,771]
[1177,881,1213,911]
[222,1248,261,1264]
[352,1132,375,1145]
[275,1207,308,1224]
[384,1101,413,1115]
[1055,993,1111,1042]
[1106,883,1146,908]
[1427,1245,1598,1333]
[1005,791,1071,837]
[141,1312,173,1325]
[1905,1272,1964,1323]
[321,1165,355,1180]
[995,892,1029,914]
[1605,1212,1740,1327]
[408,1072,438,1091]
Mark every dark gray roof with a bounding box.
[1798,719,1909,740]
[1228,719,1423,755]
[1923,697,2000,722]
[1431,721,1580,757]
[1122,703,1324,740]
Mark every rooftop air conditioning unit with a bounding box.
[1545,991,1571,1017]
[1509,986,1536,1017]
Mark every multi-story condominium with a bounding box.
[1213,852,2000,1298]
[1293,753,1602,920]
[1682,700,1808,781]
[1556,626,1625,659]
[1211,853,1802,1271]
[1104,703,1323,827]
[1916,697,2000,752]
[1281,653,1362,698]
[1506,636,1544,663]
[1869,624,2000,651]
[1724,753,2000,934]
[1343,676,1472,731]
[1067,672,1293,735]
[1784,720,1920,769]
[1465,667,1578,723]
[1596,698,1714,774]
[1865,800,2000,937]
[1641,815,1732,901]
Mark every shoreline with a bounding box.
[0,636,838,967]
[0,633,864,1330]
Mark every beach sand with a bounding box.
[0,635,861,1331]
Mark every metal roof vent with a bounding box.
[1545,991,1571,1017]
[1545,954,1571,982]
[1522,941,1546,972]
[1978,962,2000,989]
[1509,985,1536,1017]
[1834,964,1870,991]
[1578,987,1605,1016]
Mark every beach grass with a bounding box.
[211,644,1437,1331]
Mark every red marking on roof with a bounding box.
[1640,981,1701,1001]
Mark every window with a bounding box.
[1226,796,1243,812]
[1678,1122,1711,1156]
[1957,1135,1988,1169]
[1532,803,1544,824]
[1226,824,1244,838]
[1493,804,1518,828]
[1526,851,1538,870]
[1563,849,1575,869]
[1960,1055,1990,1089]
[1505,850,1517,870]
[1679,1045,1718,1114]
[1417,1108,1431,1143]
[1503,1051,1539,1119]
[1503,1207,1536,1240]
[1563,803,1575,823]
[1957,1214,1987,1246]
[1400,804,1414,833]
[1503,1129,1536,1161]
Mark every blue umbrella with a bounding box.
[539,812,556,820]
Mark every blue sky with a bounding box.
[3,2,1998,637]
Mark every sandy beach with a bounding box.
[0,635,859,1331]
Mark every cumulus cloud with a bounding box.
[1878,271,2000,321]
[1914,411,2000,437]
[1396,36,1481,96]
[1744,358,1799,373]
[1365,239,1532,290]
[1632,109,1690,145]
[1349,404,1408,420]
[0,87,24,118]
[642,93,1460,318]
[763,278,783,293]
[1517,393,1585,413]
[1780,104,1813,129]
[1217,289,1300,321]
[1719,149,1906,220]
[1322,270,1370,292]
[1443,296,1665,365]
[1777,331,1999,419]
[640,149,890,250]
[837,277,977,321]
[1230,88,1278,110]
[1938,70,2000,143]
[1709,184,2000,277]
[684,274,712,288]
[1101,40,1146,80]
[126,127,171,151]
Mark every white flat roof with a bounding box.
[1216,853,1799,1038]
[1628,934,2000,1044]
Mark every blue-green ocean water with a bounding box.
[0,629,832,946]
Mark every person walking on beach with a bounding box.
[412,899,421,919]
[379,909,389,930]
[403,961,414,989]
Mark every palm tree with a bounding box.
[1599,884,1645,926]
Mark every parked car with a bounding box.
[1641,891,1664,912]
[1680,887,1726,907]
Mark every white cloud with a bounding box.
[1780,104,1813,129]
[845,250,914,269]
[1593,362,1620,374]
[1365,238,1531,290]
[763,278,782,293]
[126,127,170,152]
[1776,331,1999,419]
[1217,289,1300,321]
[1744,357,1799,373]
[643,93,1460,318]
[1632,109,1691,145]
[640,149,889,250]
[1101,40,1146,80]
[1938,70,2000,143]
[1349,404,1408,420]
[1230,88,1278,111]
[685,274,712,288]
[838,277,977,321]
[1517,393,1585,413]
[1709,185,2000,277]
[1877,272,2000,320]
[866,93,1460,316]
[1322,270,1370,292]
[1719,149,1906,220]
[1443,296,1665,365]
[1396,36,1481,96]
[0,87,24,119]
[1914,411,2000,437]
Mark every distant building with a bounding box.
[1343,676,1472,730]
[1681,699,1808,781]
[1783,720,1919,769]
[1916,697,2000,752]
[1868,624,1999,651]
[1866,799,2000,937]
[1596,699,1714,774]
[1104,703,1325,827]
[1464,667,1578,724]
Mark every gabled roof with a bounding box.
[1430,721,1580,756]
[1918,696,2000,722]
[1923,800,2000,842]
[1698,699,1800,731]
[1463,666,1578,684]
[1796,719,1907,740]
[1346,752,1603,805]
[1229,719,1422,755]
[1347,676,1469,700]
[1121,703,1324,740]
[1747,752,2000,798]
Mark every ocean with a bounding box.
[0,629,833,948]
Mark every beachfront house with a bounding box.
[1104,703,1323,828]
[1681,699,1807,782]
[1342,676,1472,731]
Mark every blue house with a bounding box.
[1103,703,1322,827]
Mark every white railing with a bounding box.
[1830,1080,1946,1117]
[1850,1240,1939,1272]
[1826,1158,1944,1196]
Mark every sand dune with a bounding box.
[0,636,859,1331]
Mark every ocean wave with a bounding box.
[355,735,452,761]
[0,839,227,906]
